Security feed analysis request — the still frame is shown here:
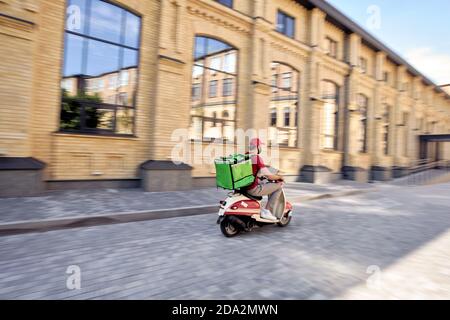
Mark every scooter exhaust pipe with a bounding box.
[227,216,248,231]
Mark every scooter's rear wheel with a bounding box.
[220,217,240,237]
[277,211,292,227]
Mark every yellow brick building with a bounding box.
[1,0,450,196]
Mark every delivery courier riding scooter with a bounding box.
[215,153,293,238]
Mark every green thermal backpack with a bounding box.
[215,154,255,190]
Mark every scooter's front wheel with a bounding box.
[277,211,292,227]
[220,217,240,238]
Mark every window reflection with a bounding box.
[269,63,299,148]
[277,11,295,38]
[89,0,123,43]
[190,36,237,142]
[85,40,120,76]
[60,0,141,135]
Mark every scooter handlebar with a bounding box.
[261,176,284,183]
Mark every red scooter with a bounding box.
[217,180,293,237]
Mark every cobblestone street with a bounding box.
[0,183,449,299]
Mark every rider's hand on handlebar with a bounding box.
[263,174,284,183]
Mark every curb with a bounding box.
[0,188,375,237]
[0,205,219,237]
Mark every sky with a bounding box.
[326,0,450,85]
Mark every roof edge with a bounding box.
[300,0,450,100]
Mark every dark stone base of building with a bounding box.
[392,166,410,178]
[0,157,46,198]
[140,160,193,192]
[371,166,392,181]
[299,165,337,184]
[342,166,369,183]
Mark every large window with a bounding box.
[357,94,369,153]
[277,11,295,39]
[190,36,237,142]
[61,0,141,135]
[269,63,300,148]
[321,80,339,150]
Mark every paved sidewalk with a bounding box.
[0,181,373,223]
[0,180,377,235]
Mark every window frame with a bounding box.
[276,10,295,39]
[223,78,234,97]
[209,80,218,98]
[281,72,292,90]
[192,83,201,101]
[190,36,238,143]
[60,0,142,137]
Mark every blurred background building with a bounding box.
[1,0,450,196]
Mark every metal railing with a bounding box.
[406,159,450,186]
[409,158,433,167]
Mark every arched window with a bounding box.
[357,94,369,153]
[60,0,141,135]
[190,36,237,142]
[321,80,339,150]
[269,62,300,147]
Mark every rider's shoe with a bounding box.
[261,208,277,221]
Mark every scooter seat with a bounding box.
[240,191,263,201]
